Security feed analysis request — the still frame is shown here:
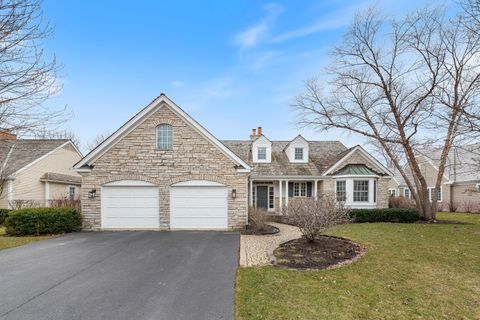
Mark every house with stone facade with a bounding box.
[388,145,480,211]
[0,131,82,209]
[73,94,393,231]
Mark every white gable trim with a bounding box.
[10,141,81,178]
[73,94,251,172]
[323,145,394,176]
[282,134,308,151]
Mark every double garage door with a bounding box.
[101,180,228,230]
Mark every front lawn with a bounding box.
[0,226,54,250]
[236,213,480,319]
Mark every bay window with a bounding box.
[353,180,369,202]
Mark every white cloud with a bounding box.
[170,80,185,88]
[270,1,370,43]
[234,3,284,49]
[271,16,348,43]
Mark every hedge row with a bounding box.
[349,208,420,223]
[0,208,11,225]
[5,208,81,236]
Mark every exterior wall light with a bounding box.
[232,189,237,200]
[88,189,97,199]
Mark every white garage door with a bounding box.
[171,181,228,229]
[102,180,159,229]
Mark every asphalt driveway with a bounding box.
[0,231,240,320]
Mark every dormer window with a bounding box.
[258,147,267,160]
[294,148,304,160]
[284,135,309,163]
[252,135,272,163]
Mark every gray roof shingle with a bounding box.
[221,140,348,176]
[0,139,69,177]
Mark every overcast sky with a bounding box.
[42,0,457,151]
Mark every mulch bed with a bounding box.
[274,236,364,270]
[416,220,471,225]
[242,224,280,235]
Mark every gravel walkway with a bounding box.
[240,222,301,267]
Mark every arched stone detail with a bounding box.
[149,118,176,127]
[97,174,160,186]
[168,174,228,186]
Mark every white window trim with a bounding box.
[294,147,304,161]
[428,186,442,202]
[353,179,370,203]
[292,182,307,197]
[388,188,397,197]
[476,183,480,192]
[336,180,347,202]
[335,178,377,209]
[253,184,275,212]
[403,188,411,199]
[257,147,267,160]
[156,124,173,150]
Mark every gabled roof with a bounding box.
[282,134,308,151]
[74,94,251,172]
[222,140,347,176]
[418,144,480,183]
[0,140,78,178]
[40,172,82,185]
[323,145,394,176]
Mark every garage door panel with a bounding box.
[102,185,159,229]
[171,185,228,229]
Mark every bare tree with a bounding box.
[286,193,350,242]
[294,5,480,220]
[85,132,110,152]
[33,128,81,148]
[0,0,68,136]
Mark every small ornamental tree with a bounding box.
[286,193,350,242]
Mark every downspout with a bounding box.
[0,143,16,208]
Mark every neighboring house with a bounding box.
[73,94,392,231]
[0,131,83,209]
[388,144,480,210]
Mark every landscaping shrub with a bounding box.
[248,206,269,233]
[5,207,81,236]
[388,196,416,209]
[286,193,350,242]
[349,208,420,223]
[0,208,11,225]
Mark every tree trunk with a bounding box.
[417,188,434,220]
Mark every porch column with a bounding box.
[249,179,253,206]
[313,180,317,199]
[285,180,289,207]
[279,180,283,210]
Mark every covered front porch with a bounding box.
[249,177,324,214]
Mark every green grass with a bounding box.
[0,226,54,250]
[236,213,480,320]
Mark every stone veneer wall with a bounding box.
[81,103,248,230]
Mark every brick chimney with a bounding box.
[249,128,257,140]
[0,129,16,140]
[258,127,262,136]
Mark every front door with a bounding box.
[256,186,268,209]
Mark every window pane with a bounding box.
[294,148,303,160]
[353,180,369,202]
[293,183,299,197]
[258,147,267,160]
[336,180,346,201]
[156,124,173,150]
[300,183,306,197]
[374,180,377,203]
